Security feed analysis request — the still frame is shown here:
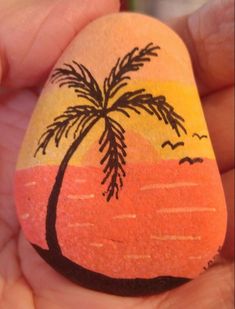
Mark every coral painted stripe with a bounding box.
[75,179,86,183]
[68,223,94,227]
[150,235,201,241]
[21,213,30,220]
[67,194,95,200]
[112,214,137,219]
[124,255,151,260]
[140,182,199,190]
[157,207,216,213]
[24,181,36,187]
[90,243,103,248]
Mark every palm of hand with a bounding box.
[0,0,234,308]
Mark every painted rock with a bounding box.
[15,13,227,296]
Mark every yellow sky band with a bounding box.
[17,80,215,170]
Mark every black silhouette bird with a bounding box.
[179,157,204,165]
[161,140,184,150]
[192,133,208,140]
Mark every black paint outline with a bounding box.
[33,243,191,296]
[179,157,204,165]
[161,140,184,150]
[192,133,208,140]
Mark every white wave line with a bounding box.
[124,255,151,259]
[140,182,198,191]
[113,214,137,220]
[21,213,30,220]
[151,235,201,241]
[24,181,36,187]
[157,207,216,213]
[68,223,94,227]
[67,194,95,200]
[90,243,103,248]
[75,179,86,183]
[189,256,202,260]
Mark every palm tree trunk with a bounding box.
[46,117,99,255]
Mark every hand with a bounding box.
[0,0,234,308]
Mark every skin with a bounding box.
[0,0,234,307]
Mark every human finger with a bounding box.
[0,90,37,231]
[0,0,120,88]
[202,86,234,173]
[169,0,234,96]
[221,169,234,260]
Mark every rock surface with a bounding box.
[15,13,227,296]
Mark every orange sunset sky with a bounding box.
[17,13,215,170]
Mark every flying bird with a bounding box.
[161,140,184,150]
[192,133,208,140]
[179,157,204,165]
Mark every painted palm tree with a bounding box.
[35,43,187,255]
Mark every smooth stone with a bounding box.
[15,12,227,296]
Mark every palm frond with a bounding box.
[99,116,127,201]
[34,105,98,157]
[110,90,187,137]
[103,43,160,107]
[51,61,103,108]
